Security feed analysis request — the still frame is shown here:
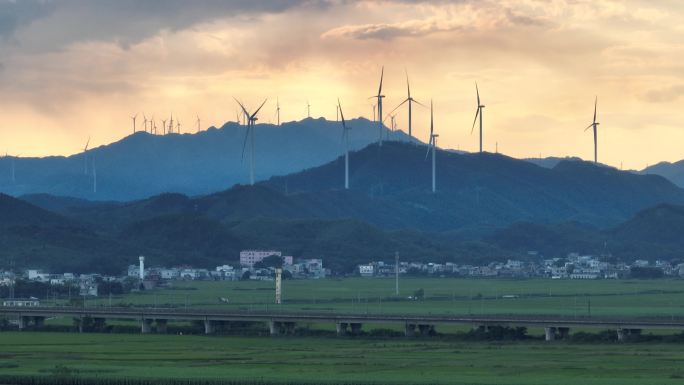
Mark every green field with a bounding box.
[77,278,684,319]
[1,332,684,385]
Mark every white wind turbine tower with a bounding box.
[276,98,281,126]
[130,114,138,134]
[470,83,485,153]
[83,137,90,175]
[425,100,438,193]
[92,158,97,194]
[176,119,182,133]
[196,115,201,133]
[5,152,17,183]
[388,69,425,139]
[585,96,600,163]
[143,114,148,133]
[338,98,352,190]
[306,100,311,118]
[235,98,268,186]
[371,66,385,146]
[169,114,174,134]
[161,119,167,135]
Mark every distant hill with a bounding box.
[608,203,684,260]
[25,141,684,234]
[642,160,684,188]
[0,118,415,201]
[7,184,684,273]
[8,141,684,274]
[524,156,584,169]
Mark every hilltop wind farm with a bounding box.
[3,2,684,385]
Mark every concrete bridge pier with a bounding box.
[349,323,362,335]
[204,320,215,334]
[156,319,168,334]
[544,327,557,341]
[617,328,642,342]
[418,324,435,336]
[405,323,416,337]
[141,319,153,334]
[17,316,30,330]
[33,316,45,328]
[557,327,570,339]
[336,322,349,336]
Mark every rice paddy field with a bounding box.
[75,277,684,319]
[2,332,684,385]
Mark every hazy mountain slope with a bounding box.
[642,160,684,188]
[37,141,684,234]
[0,118,414,201]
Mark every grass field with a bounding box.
[1,332,684,385]
[74,278,684,319]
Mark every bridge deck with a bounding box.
[3,306,684,330]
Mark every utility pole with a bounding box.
[395,251,400,296]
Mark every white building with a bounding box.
[239,250,293,267]
[359,265,374,277]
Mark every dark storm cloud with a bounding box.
[0,0,324,50]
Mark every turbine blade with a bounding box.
[241,125,251,161]
[233,97,250,117]
[413,99,427,108]
[584,124,594,132]
[593,96,597,124]
[470,108,480,134]
[388,98,409,115]
[430,100,434,137]
[405,68,411,98]
[378,66,384,96]
[476,82,480,105]
[251,98,268,118]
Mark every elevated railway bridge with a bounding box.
[2,306,683,341]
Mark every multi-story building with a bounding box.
[239,250,293,267]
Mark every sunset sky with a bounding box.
[1,0,683,169]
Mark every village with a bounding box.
[1,250,683,303]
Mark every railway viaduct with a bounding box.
[1,306,679,342]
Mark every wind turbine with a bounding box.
[176,119,181,133]
[338,98,352,190]
[371,66,385,146]
[196,115,201,133]
[161,119,167,135]
[83,137,90,175]
[425,100,438,193]
[130,114,138,134]
[306,100,311,118]
[235,98,268,185]
[143,114,148,133]
[92,158,97,194]
[5,152,17,183]
[276,98,281,126]
[169,114,174,134]
[470,83,485,153]
[585,96,600,163]
[388,69,424,139]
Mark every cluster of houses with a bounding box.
[357,253,684,279]
[0,269,113,297]
[128,251,327,285]
[1,250,328,299]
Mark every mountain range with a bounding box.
[642,160,684,188]
[2,117,683,203]
[0,118,414,201]
[3,140,684,273]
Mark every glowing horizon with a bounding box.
[1,0,683,170]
